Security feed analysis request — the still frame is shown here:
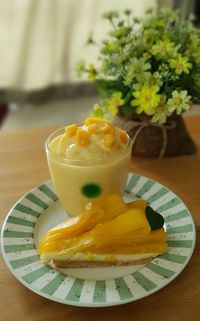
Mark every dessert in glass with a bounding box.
[45,117,132,216]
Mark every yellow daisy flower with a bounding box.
[151,39,175,59]
[167,90,192,114]
[106,92,125,116]
[131,86,160,115]
[169,55,192,75]
[151,96,171,124]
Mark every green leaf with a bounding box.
[119,104,134,116]
[96,79,125,96]
[145,206,165,230]
[109,27,131,39]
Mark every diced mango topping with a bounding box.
[51,118,131,160]
[75,128,90,146]
[65,123,77,137]
[120,130,129,144]
[84,117,108,126]
[77,117,119,148]
[87,123,97,135]
[102,123,115,134]
[104,133,115,148]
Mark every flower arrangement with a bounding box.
[76,5,200,125]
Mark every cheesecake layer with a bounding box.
[41,252,159,268]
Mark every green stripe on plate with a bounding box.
[38,184,58,201]
[25,193,48,209]
[7,216,35,228]
[3,230,33,238]
[66,279,84,302]
[156,198,181,212]
[93,280,106,302]
[160,253,187,264]
[41,273,66,295]
[164,210,189,223]
[147,262,175,279]
[167,224,193,234]
[167,240,193,248]
[136,180,155,198]
[125,175,140,193]
[115,278,133,300]
[14,204,40,218]
[132,271,157,291]
[4,243,35,253]
[23,265,52,284]
[10,255,40,269]
[147,186,168,203]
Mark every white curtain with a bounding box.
[0,0,156,90]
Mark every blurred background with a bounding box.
[0,0,199,129]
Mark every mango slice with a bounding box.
[92,227,167,250]
[42,205,104,242]
[39,231,95,255]
[40,208,152,255]
[94,194,128,221]
[42,194,127,243]
[127,199,148,211]
[39,193,168,258]
[92,208,151,240]
[94,242,168,255]
[40,229,167,257]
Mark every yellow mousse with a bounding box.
[46,117,131,216]
[39,194,168,263]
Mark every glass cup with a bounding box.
[45,127,132,216]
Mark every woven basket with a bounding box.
[114,114,197,158]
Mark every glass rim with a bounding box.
[45,126,132,165]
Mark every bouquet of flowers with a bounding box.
[76,4,199,157]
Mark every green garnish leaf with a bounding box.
[145,205,165,230]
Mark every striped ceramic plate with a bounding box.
[1,173,196,307]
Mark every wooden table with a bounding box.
[0,116,200,321]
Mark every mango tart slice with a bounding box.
[39,194,167,257]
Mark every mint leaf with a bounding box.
[145,206,165,230]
